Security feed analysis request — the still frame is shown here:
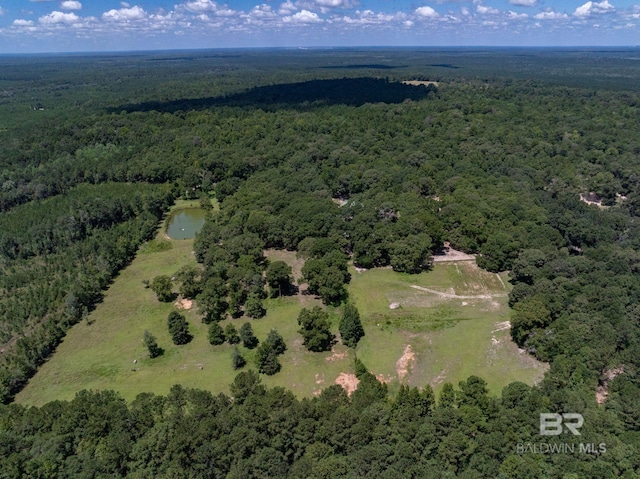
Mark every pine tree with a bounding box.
[231,346,246,370]
[244,293,265,318]
[239,322,259,349]
[143,330,163,358]
[264,329,286,355]
[256,343,281,375]
[354,356,369,379]
[224,323,240,344]
[167,311,192,345]
[208,322,225,346]
[339,302,364,348]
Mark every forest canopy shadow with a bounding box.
[319,64,405,70]
[112,77,436,114]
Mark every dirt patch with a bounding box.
[376,373,393,384]
[431,368,448,386]
[315,373,325,385]
[492,321,511,333]
[389,302,400,310]
[580,192,607,209]
[396,344,416,380]
[326,349,348,362]
[596,366,624,404]
[410,284,507,300]
[174,298,193,310]
[433,242,476,263]
[335,373,359,396]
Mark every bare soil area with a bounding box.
[335,373,359,396]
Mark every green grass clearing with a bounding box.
[17,232,547,406]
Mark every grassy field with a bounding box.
[349,262,547,396]
[17,217,547,405]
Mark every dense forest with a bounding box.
[1,48,640,476]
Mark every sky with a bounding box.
[0,0,639,53]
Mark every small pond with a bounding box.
[166,208,206,240]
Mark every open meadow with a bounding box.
[17,219,546,406]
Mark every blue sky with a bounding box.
[0,0,639,52]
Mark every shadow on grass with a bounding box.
[111,77,436,114]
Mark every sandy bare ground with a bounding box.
[580,193,608,209]
[596,366,624,404]
[396,344,416,380]
[409,284,507,300]
[492,321,511,333]
[174,298,193,310]
[433,242,476,263]
[335,373,359,396]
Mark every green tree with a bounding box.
[256,343,281,375]
[439,382,456,408]
[354,356,369,379]
[197,276,227,323]
[244,292,265,319]
[224,323,240,344]
[151,275,174,302]
[297,306,335,352]
[266,260,293,297]
[339,302,364,348]
[167,311,192,345]
[175,265,201,299]
[239,322,259,349]
[301,252,350,305]
[143,330,163,358]
[389,234,433,273]
[208,322,225,346]
[231,346,246,370]
[229,370,265,404]
[511,296,552,346]
[264,329,286,355]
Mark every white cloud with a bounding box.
[180,0,219,13]
[13,19,35,26]
[534,10,569,19]
[249,4,276,18]
[477,4,500,14]
[336,9,406,25]
[316,0,348,8]
[415,6,439,18]
[574,1,615,17]
[0,7,5,16]
[176,0,236,16]
[39,10,80,23]
[443,14,461,23]
[509,0,536,6]
[461,7,470,16]
[102,5,146,21]
[61,1,81,10]
[283,9,322,23]
[278,1,296,15]
[507,11,528,19]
